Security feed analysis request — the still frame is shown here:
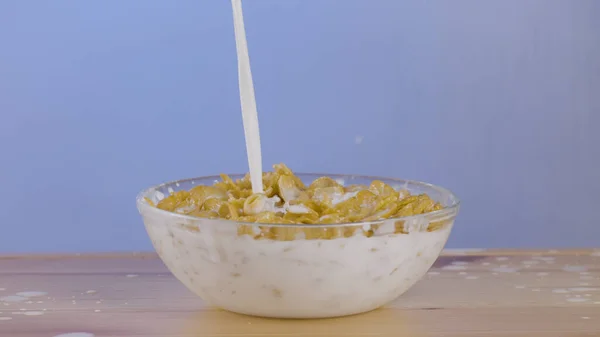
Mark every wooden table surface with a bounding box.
[1,249,599,337]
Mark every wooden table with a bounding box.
[1,250,599,337]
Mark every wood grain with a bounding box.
[0,249,599,337]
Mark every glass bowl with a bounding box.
[136,174,460,319]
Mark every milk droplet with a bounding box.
[23,311,44,316]
[0,296,26,303]
[568,287,597,292]
[522,260,540,265]
[15,292,47,298]
[451,261,469,266]
[563,265,587,272]
[126,274,138,278]
[53,334,95,337]
[532,256,555,261]
[567,298,589,303]
[0,317,12,321]
[492,267,518,273]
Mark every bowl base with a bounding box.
[212,304,384,319]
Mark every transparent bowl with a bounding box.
[136,174,460,319]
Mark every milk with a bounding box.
[231,0,263,194]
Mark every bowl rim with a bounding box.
[136,173,460,228]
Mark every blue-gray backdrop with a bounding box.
[1,0,599,253]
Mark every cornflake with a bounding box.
[155,164,446,240]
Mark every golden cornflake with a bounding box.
[154,164,447,238]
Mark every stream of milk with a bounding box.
[231,0,263,194]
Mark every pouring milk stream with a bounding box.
[231,0,263,194]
